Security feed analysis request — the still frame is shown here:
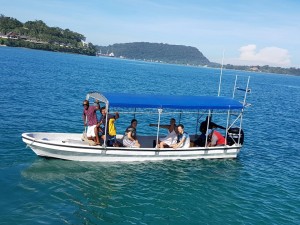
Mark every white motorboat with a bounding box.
[22,76,251,162]
[22,132,243,162]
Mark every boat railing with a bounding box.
[217,72,251,146]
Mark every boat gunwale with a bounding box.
[22,133,242,152]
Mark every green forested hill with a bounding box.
[0,15,96,55]
[96,42,210,66]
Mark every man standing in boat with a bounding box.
[82,100,101,145]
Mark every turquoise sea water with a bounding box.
[0,47,299,224]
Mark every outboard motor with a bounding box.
[227,127,244,146]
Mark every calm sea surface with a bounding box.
[0,47,299,224]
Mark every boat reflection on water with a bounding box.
[21,157,244,183]
[19,157,245,224]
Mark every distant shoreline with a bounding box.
[1,14,299,76]
[2,45,299,77]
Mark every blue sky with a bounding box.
[1,0,300,67]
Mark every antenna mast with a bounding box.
[218,50,225,96]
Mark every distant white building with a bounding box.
[81,40,88,47]
[0,33,8,39]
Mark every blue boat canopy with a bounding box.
[87,92,243,110]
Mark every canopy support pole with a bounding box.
[237,76,250,144]
[155,108,163,149]
[103,103,109,148]
[225,109,230,145]
[195,110,200,136]
[178,111,182,124]
[84,115,87,134]
[205,110,211,147]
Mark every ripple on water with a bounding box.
[1,47,300,224]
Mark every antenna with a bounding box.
[218,50,225,96]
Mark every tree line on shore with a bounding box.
[220,64,300,76]
[96,42,211,66]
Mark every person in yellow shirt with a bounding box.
[98,107,120,146]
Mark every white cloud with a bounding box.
[238,44,291,67]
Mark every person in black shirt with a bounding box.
[199,116,225,133]
[195,116,225,147]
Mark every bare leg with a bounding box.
[94,126,100,145]
[135,140,141,148]
[160,141,166,148]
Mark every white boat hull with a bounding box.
[22,132,241,162]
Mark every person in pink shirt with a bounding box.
[82,100,101,145]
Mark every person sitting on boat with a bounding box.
[82,100,101,145]
[171,124,190,149]
[149,118,177,148]
[123,119,141,148]
[206,129,226,147]
[98,106,120,146]
[194,116,225,147]
[200,116,225,134]
[194,132,206,147]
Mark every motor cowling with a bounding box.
[227,127,244,146]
